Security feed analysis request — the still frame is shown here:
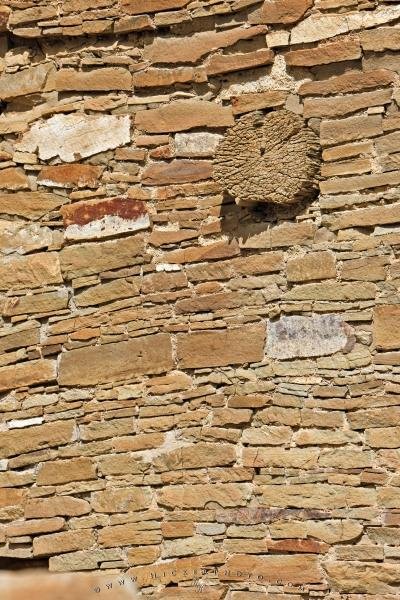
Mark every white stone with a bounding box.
[174,132,223,157]
[17,114,131,163]
[267,314,355,359]
[156,263,182,272]
[0,220,54,255]
[291,5,400,44]
[8,416,44,429]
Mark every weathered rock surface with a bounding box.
[267,314,355,359]
[17,114,130,162]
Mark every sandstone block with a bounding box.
[18,114,131,162]
[0,168,30,190]
[0,63,55,101]
[6,518,65,537]
[0,251,62,291]
[366,426,400,448]
[75,278,140,307]
[38,165,103,189]
[360,27,400,51]
[98,522,162,548]
[174,132,223,157]
[163,240,240,264]
[33,529,94,556]
[0,192,65,220]
[25,496,90,518]
[325,561,400,594]
[60,234,144,279]
[135,100,234,133]
[0,359,57,394]
[299,69,395,96]
[219,554,322,583]
[37,457,96,485]
[243,447,318,468]
[91,488,152,513]
[157,484,252,509]
[55,68,132,91]
[329,202,400,230]
[143,26,267,64]
[286,251,336,282]
[304,89,392,118]
[122,0,190,14]
[59,333,173,386]
[373,305,400,350]
[0,420,75,458]
[162,535,213,558]
[258,0,312,23]
[231,90,287,115]
[205,49,274,75]
[177,324,266,368]
[0,321,40,353]
[142,160,213,185]
[154,443,236,472]
[260,483,376,508]
[285,37,361,66]
[284,282,376,301]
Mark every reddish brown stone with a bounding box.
[285,37,361,66]
[267,539,329,553]
[121,0,189,14]
[205,49,274,75]
[259,0,313,24]
[38,165,103,189]
[299,69,395,96]
[142,160,213,185]
[61,197,148,227]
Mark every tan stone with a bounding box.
[177,324,265,369]
[135,100,234,133]
[321,157,372,178]
[49,548,124,572]
[0,359,57,394]
[9,5,57,25]
[0,192,65,220]
[243,447,318,468]
[373,305,400,350]
[286,251,336,282]
[241,222,316,249]
[0,167,30,190]
[242,425,291,445]
[284,281,376,301]
[129,553,226,586]
[33,529,94,556]
[55,68,132,91]
[127,544,160,565]
[91,488,153,513]
[59,333,173,386]
[0,63,55,101]
[329,202,400,230]
[122,0,189,14]
[322,140,373,162]
[98,522,162,548]
[6,518,65,537]
[163,535,213,558]
[133,67,205,88]
[285,37,361,66]
[205,49,274,75]
[25,496,90,518]
[80,418,134,442]
[0,251,62,291]
[2,289,68,317]
[320,115,382,146]
[0,321,40,353]
[258,0,312,23]
[325,561,400,594]
[99,454,149,476]
[0,488,26,509]
[37,458,96,485]
[299,69,395,96]
[341,255,388,281]
[158,484,252,509]
[38,164,103,188]
[366,427,400,448]
[154,443,236,472]
[60,235,144,279]
[304,89,392,118]
[348,407,400,429]
[0,419,74,458]
[75,279,139,307]
[161,521,194,538]
[360,27,400,51]
[143,26,266,64]
[163,240,240,264]
[260,484,376,508]
[142,160,213,185]
[321,170,400,194]
[219,554,322,583]
[232,90,287,115]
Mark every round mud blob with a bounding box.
[214,109,321,206]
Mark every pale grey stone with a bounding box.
[266,314,355,359]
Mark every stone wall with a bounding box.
[0,0,399,598]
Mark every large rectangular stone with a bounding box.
[0,359,57,393]
[219,554,322,584]
[0,192,65,220]
[33,529,94,556]
[260,484,376,509]
[55,68,132,91]
[329,202,400,230]
[60,234,144,279]
[176,324,266,368]
[0,420,75,458]
[373,305,400,350]
[58,333,173,386]
[0,252,62,290]
[320,115,382,146]
[135,100,234,133]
